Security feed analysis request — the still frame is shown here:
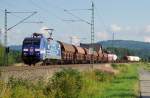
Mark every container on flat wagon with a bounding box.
[126,56,140,61]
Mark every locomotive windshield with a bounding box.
[23,38,40,46]
[33,39,40,45]
[23,39,32,45]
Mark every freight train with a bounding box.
[21,33,140,65]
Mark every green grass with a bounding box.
[100,64,139,98]
[142,62,150,71]
[0,63,140,98]
[79,63,139,98]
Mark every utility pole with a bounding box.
[3,9,37,66]
[0,28,2,45]
[4,9,8,66]
[91,2,94,68]
[63,2,95,68]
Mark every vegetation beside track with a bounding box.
[142,62,150,71]
[0,45,21,66]
[0,63,140,98]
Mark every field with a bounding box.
[0,63,141,98]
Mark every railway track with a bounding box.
[0,63,117,82]
[0,63,110,72]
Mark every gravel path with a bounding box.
[139,68,150,98]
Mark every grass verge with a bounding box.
[0,63,140,98]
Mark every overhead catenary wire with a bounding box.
[94,5,109,32]
[64,9,91,11]
[7,11,37,31]
[39,0,91,24]
[29,0,65,22]
[29,0,92,41]
[0,9,4,12]
[88,0,109,32]
[64,9,91,25]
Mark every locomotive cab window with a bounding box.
[23,40,32,45]
[33,39,40,45]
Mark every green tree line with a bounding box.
[105,47,150,61]
[0,45,21,66]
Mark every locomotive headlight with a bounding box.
[23,52,27,55]
[36,52,40,55]
[23,49,28,51]
[35,49,40,51]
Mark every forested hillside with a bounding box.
[99,40,150,49]
[98,40,150,61]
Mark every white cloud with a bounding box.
[110,24,122,32]
[144,25,150,32]
[96,31,110,41]
[125,26,131,31]
[144,36,150,42]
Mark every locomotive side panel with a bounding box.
[45,40,61,60]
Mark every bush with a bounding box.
[8,78,46,98]
[111,64,128,73]
[0,80,3,94]
[11,85,34,98]
[0,70,1,77]
[44,68,83,98]
[111,63,118,69]
[94,69,114,82]
[8,77,32,89]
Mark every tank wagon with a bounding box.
[22,33,133,65]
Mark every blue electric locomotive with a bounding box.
[22,33,61,65]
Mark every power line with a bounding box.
[89,0,109,32]
[7,12,37,31]
[29,0,64,21]
[38,0,91,24]
[64,9,91,25]
[0,9,4,12]
[64,9,91,11]
[94,5,109,32]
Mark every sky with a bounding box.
[1,0,150,45]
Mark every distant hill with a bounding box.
[98,40,150,50]
[98,40,150,60]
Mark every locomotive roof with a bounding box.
[23,37,41,41]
